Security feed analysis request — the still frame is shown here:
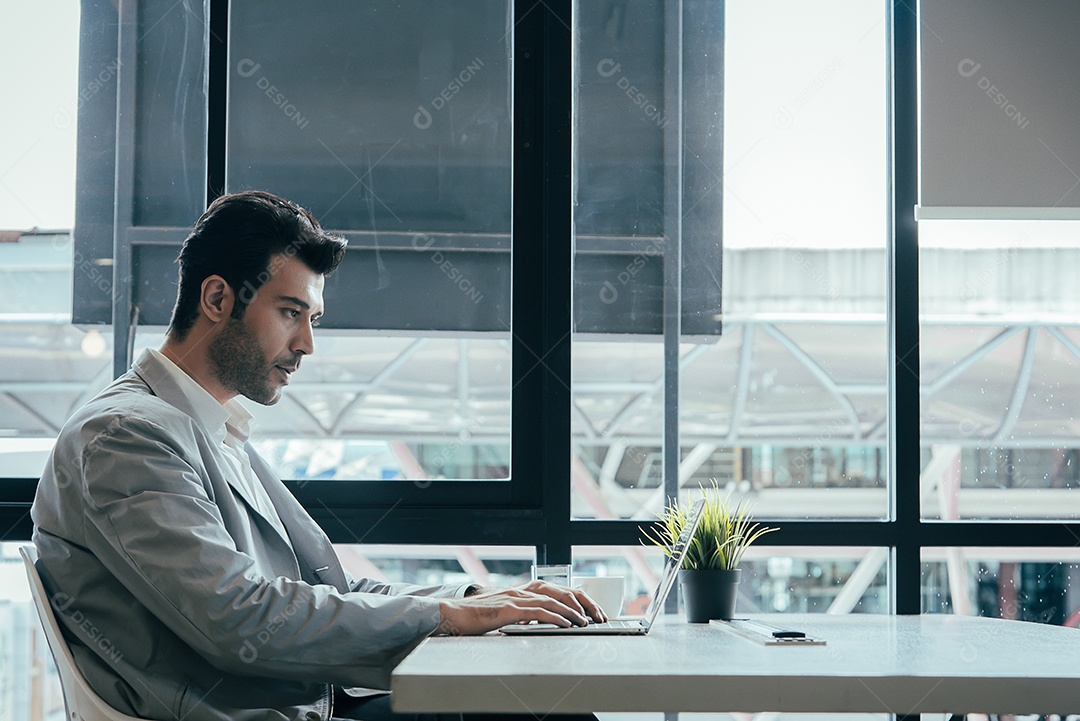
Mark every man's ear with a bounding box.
[200,275,235,324]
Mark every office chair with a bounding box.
[21,546,145,721]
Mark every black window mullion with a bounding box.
[111,0,140,379]
[513,0,574,563]
[206,0,227,202]
[890,0,922,615]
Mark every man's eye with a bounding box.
[284,309,300,318]
[311,317,322,328]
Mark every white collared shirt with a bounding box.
[148,348,292,544]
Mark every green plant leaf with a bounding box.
[639,481,778,571]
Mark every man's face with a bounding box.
[208,254,325,405]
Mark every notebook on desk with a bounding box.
[500,498,705,636]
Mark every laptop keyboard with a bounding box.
[586,619,641,629]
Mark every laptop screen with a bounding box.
[641,498,705,628]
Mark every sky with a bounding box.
[0,1,79,230]
[723,0,889,249]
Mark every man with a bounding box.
[32,191,604,721]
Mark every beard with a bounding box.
[208,315,298,405]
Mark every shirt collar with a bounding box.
[148,348,252,445]
[224,399,253,444]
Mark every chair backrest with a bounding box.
[21,546,145,721]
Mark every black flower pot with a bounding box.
[679,568,741,623]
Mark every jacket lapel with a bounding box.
[249,450,351,593]
[131,350,318,572]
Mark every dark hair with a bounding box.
[168,190,347,340]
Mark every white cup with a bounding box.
[575,576,625,617]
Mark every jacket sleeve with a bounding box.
[350,577,476,598]
[78,412,440,689]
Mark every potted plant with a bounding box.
[642,483,777,622]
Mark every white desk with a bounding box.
[391,614,1080,716]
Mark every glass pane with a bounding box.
[1,542,66,721]
[0,343,115,482]
[131,330,510,481]
[333,543,531,587]
[0,1,115,479]
[572,0,890,519]
[226,0,514,480]
[131,0,207,226]
[0,2,77,229]
[228,0,511,235]
[571,1,696,519]
[920,220,1080,519]
[678,716,887,721]
[574,546,889,617]
[698,0,889,520]
[922,547,1080,626]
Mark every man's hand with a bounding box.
[437,580,608,636]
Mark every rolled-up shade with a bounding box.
[920,0,1080,216]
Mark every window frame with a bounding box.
[3,1,1080,625]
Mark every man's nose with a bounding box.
[293,320,315,356]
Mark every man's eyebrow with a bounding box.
[277,295,323,315]
[277,295,310,310]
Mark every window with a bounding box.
[5,8,1080,719]
[571,0,890,525]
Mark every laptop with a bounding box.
[501,498,705,635]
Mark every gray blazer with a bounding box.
[32,350,467,721]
